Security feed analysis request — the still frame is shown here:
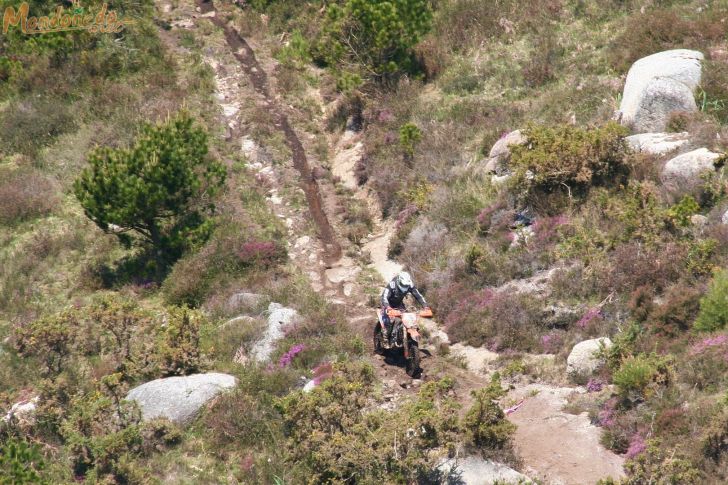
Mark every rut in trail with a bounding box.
[196,0,341,264]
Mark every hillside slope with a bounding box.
[1,0,728,484]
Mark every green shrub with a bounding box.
[666,195,700,228]
[0,438,47,484]
[73,111,226,276]
[509,122,629,207]
[275,30,312,69]
[155,306,203,377]
[613,353,670,400]
[60,379,144,482]
[464,376,515,450]
[314,0,433,82]
[694,270,728,332]
[399,122,423,160]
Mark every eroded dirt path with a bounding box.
[196,0,341,264]
[157,2,625,482]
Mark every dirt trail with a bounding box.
[196,0,341,264]
[158,2,625,483]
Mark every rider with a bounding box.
[380,271,429,347]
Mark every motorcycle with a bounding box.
[374,307,433,377]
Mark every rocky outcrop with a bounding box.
[619,49,703,133]
[567,338,612,382]
[125,373,237,425]
[438,457,532,484]
[661,148,722,196]
[484,130,526,174]
[625,132,689,156]
[249,303,299,362]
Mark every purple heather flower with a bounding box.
[577,307,602,329]
[586,378,603,393]
[279,343,305,368]
[690,334,728,355]
[625,434,647,459]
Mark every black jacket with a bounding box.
[381,278,427,308]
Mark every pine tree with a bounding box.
[74,111,226,275]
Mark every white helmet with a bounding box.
[396,271,413,293]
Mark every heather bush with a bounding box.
[162,221,286,307]
[694,270,728,332]
[608,6,727,73]
[606,242,685,293]
[446,290,544,351]
[679,333,728,391]
[0,167,59,225]
[203,389,283,451]
[0,98,76,156]
[700,60,728,125]
[644,284,701,338]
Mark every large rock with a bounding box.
[438,457,532,484]
[567,338,612,382]
[2,396,38,428]
[625,132,689,156]
[619,49,703,133]
[126,373,237,425]
[661,148,722,196]
[484,130,526,174]
[249,303,299,362]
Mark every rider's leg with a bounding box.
[382,307,393,346]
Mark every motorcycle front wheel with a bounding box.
[373,325,385,355]
[405,340,420,377]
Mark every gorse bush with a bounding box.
[509,122,629,207]
[464,376,515,450]
[314,0,433,82]
[74,111,226,277]
[0,437,46,484]
[613,353,670,401]
[694,270,728,332]
[275,363,461,483]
